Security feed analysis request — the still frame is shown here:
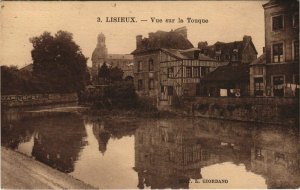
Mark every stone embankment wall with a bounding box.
[162,97,299,125]
[1,93,78,108]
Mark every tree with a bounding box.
[98,62,110,83]
[109,67,123,82]
[30,31,89,93]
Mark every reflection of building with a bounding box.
[91,33,134,83]
[92,122,111,154]
[134,118,300,189]
[134,120,202,189]
[251,127,300,188]
[250,0,299,97]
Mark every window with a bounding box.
[232,54,238,61]
[255,148,264,161]
[193,67,200,78]
[161,86,164,93]
[167,86,173,96]
[254,77,264,96]
[294,40,299,60]
[149,59,154,71]
[137,79,143,91]
[272,15,284,31]
[272,43,283,63]
[167,67,174,78]
[149,79,154,90]
[169,151,175,162]
[137,61,142,72]
[253,66,264,75]
[201,67,209,76]
[294,74,299,97]
[186,67,192,78]
[293,14,299,28]
[273,75,284,97]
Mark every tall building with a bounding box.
[91,33,108,82]
[91,33,134,84]
[250,0,299,97]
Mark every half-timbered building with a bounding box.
[159,48,227,105]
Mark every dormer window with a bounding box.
[272,15,284,31]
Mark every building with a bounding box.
[91,33,134,83]
[249,53,267,96]
[159,48,226,105]
[199,36,258,97]
[200,63,250,97]
[91,33,108,81]
[131,27,194,99]
[106,54,134,81]
[250,0,299,97]
[198,35,258,64]
[131,27,230,106]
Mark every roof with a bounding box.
[131,29,194,55]
[107,54,133,60]
[250,53,266,65]
[162,48,215,61]
[202,63,250,82]
[201,37,258,61]
[20,64,33,72]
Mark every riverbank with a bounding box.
[1,147,95,189]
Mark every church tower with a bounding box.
[91,33,108,83]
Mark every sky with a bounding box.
[0,1,267,68]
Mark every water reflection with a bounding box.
[1,108,299,189]
[134,119,300,189]
[2,112,87,173]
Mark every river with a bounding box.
[1,106,300,189]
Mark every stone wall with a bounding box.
[161,97,299,125]
[1,93,78,108]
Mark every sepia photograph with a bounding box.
[0,0,299,189]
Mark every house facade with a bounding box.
[198,35,258,64]
[131,27,194,99]
[198,36,258,97]
[159,49,226,105]
[251,0,299,97]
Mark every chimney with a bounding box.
[194,50,200,59]
[243,35,252,44]
[136,35,143,49]
[174,26,187,39]
[149,32,154,39]
[198,41,208,49]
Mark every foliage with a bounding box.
[103,81,138,108]
[1,65,46,95]
[30,31,89,93]
[98,63,110,83]
[98,63,124,84]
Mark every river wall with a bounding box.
[159,97,299,125]
[1,93,78,108]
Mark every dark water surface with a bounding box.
[1,107,300,189]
